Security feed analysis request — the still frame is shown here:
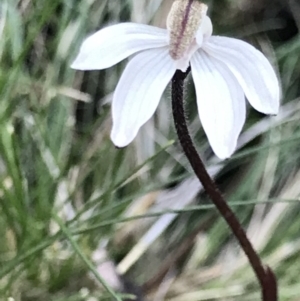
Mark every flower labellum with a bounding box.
[71,0,280,159]
[167,0,207,60]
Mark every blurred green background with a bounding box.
[0,0,300,300]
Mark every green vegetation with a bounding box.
[0,0,300,300]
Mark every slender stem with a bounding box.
[171,69,277,301]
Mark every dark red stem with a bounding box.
[171,69,277,301]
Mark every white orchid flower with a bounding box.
[71,0,280,159]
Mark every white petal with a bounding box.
[204,36,280,114]
[111,48,176,147]
[191,50,246,159]
[71,23,168,70]
[196,16,213,45]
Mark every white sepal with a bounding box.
[71,23,168,70]
[191,50,246,159]
[111,47,176,147]
[204,36,280,115]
